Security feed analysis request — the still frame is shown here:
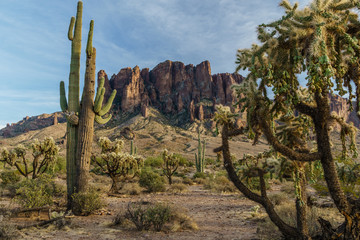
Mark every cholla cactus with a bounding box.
[161,149,179,185]
[230,0,360,238]
[92,137,143,192]
[0,137,59,179]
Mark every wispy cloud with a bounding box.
[0,0,313,125]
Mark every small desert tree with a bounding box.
[215,0,360,239]
[92,137,143,192]
[0,137,59,179]
[161,149,179,185]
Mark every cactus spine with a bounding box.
[195,131,206,173]
[59,1,116,210]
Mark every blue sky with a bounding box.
[0,0,311,129]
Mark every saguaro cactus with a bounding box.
[59,1,116,209]
[130,140,137,155]
[195,131,206,173]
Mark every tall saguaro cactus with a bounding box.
[195,131,206,173]
[59,1,116,210]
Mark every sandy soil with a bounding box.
[10,185,264,240]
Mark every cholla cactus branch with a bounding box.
[0,138,59,179]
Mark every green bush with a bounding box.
[48,156,66,175]
[173,154,191,167]
[71,188,103,216]
[15,175,58,208]
[192,172,207,179]
[146,203,171,231]
[125,201,152,231]
[139,168,166,192]
[144,156,164,168]
[0,171,20,186]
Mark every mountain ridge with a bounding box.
[1,60,359,138]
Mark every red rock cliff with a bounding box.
[99,60,244,121]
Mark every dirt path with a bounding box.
[14,185,262,240]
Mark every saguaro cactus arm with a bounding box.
[68,17,75,41]
[93,77,117,124]
[95,114,112,124]
[68,1,82,43]
[60,81,68,112]
[98,90,117,116]
[86,20,94,57]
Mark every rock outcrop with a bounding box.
[2,60,359,138]
[0,113,66,138]
[100,60,244,123]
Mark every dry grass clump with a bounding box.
[268,192,289,206]
[112,201,197,232]
[169,176,183,184]
[118,182,143,195]
[182,177,194,185]
[256,201,344,239]
[203,175,237,193]
[168,183,188,193]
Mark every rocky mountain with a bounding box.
[99,60,244,122]
[329,94,360,128]
[0,113,66,138]
[1,60,359,138]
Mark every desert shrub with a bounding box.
[268,192,289,206]
[170,206,198,231]
[192,172,206,179]
[173,153,191,167]
[203,175,237,193]
[146,203,172,231]
[182,177,194,185]
[169,176,183,184]
[0,171,20,186]
[257,202,343,238]
[144,156,164,168]
[15,175,58,208]
[139,168,166,193]
[123,201,197,232]
[113,212,128,226]
[71,188,103,216]
[125,201,152,231]
[49,156,66,175]
[205,158,216,166]
[118,182,142,195]
[168,183,188,193]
